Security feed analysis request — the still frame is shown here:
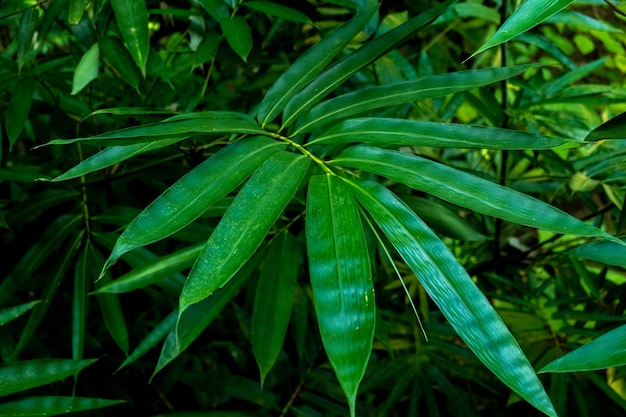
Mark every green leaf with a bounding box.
[198,0,230,21]
[18,7,40,72]
[245,1,312,23]
[471,0,575,59]
[51,138,180,181]
[257,6,378,127]
[110,0,149,76]
[297,64,540,134]
[309,117,570,149]
[306,174,375,417]
[545,57,607,97]
[0,301,41,327]
[540,325,626,373]
[567,240,626,267]
[44,117,268,146]
[68,0,89,24]
[99,35,140,91]
[179,151,310,312]
[95,243,204,294]
[71,43,99,95]
[281,0,456,130]
[101,136,284,275]
[0,396,124,416]
[586,112,626,141]
[193,32,221,69]
[221,16,252,62]
[346,179,557,417]
[331,146,619,242]
[251,231,299,387]
[0,359,96,396]
[6,75,35,146]
[73,242,88,360]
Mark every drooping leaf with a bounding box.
[568,240,626,267]
[309,117,570,149]
[281,0,456,130]
[471,0,575,58]
[331,146,620,243]
[71,43,99,95]
[0,301,41,327]
[545,57,607,97]
[101,136,284,275]
[306,174,375,417]
[221,16,252,62]
[179,151,310,313]
[0,396,124,416]
[245,1,312,23]
[0,359,96,396]
[346,179,557,417]
[586,112,626,141]
[257,6,378,127]
[110,0,149,76]
[251,231,299,386]
[297,64,540,134]
[43,117,268,146]
[6,74,35,147]
[540,325,626,373]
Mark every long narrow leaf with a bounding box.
[179,151,310,312]
[310,117,570,149]
[110,0,149,75]
[306,174,375,417]
[471,0,575,58]
[297,64,539,134]
[281,0,456,130]
[331,146,619,242]
[0,301,41,327]
[257,6,378,126]
[540,325,626,373]
[101,136,284,275]
[346,179,556,417]
[0,359,96,396]
[0,396,124,416]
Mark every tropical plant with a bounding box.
[1,0,626,416]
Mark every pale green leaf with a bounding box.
[309,117,570,149]
[540,325,626,373]
[179,151,310,312]
[307,174,375,417]
[110,0,149,76]
[298,64,540,134]
[331,146,619,243]
[102,136,283,275]
[68,0,89,24]
[257,6,378,127]
[71,43,99,95]
[472,0,575,58]
[281,0,456,129]
[221,16,252,62]
[346,179,557,417]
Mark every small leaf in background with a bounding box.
[179,152,310,312]
[18,6,41,72]
[0,396,125,416]
[251,231,299,387]
[569,171,600,192]
[0,358,97,396]
[245,1,312,23]
[71,43,99,95]
[221,16,252,62]
[99,36,140,91]
[540,325,626,373]
[0,300,41,327]
[568,240,626,267]
[586,112,626,141]
[68,0,90,24]
[6,75,35,147]
[471,0,575,59]
[307,174,375,417]
[193,32,221,69]
[198,0,230,22]
[110,0,149,76]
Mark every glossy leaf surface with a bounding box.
[102,136,284,275]
[567,240,626,267]
[0,359,96,396]
[347,179,557,417]
[586,112,626,141]
[179,151,310,312]
[221,16,252,62]
[310,117,569,149]
[0,396,124,416]
[0,300,41,327]
[332,146,618,242]
[307,174,375,417]
[110,0,149,75]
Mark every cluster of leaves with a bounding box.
[1,0,626,416]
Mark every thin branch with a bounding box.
[605,0,626,18]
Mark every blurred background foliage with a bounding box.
[1,0,626,416]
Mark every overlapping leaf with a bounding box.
[297,64,540,134]
[331,146,620,242]
[307,174,375,417]
[179,151,310,313]
[310,117,570,149]
[101,136,284,275]
[110,0,149,76]
[346,178,557,417]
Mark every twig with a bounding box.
[605,0,626,18]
